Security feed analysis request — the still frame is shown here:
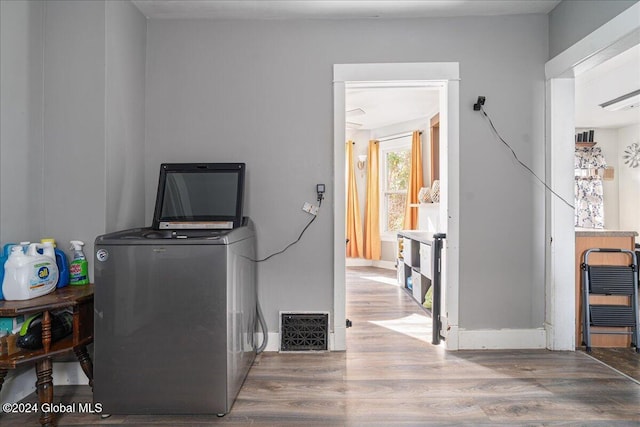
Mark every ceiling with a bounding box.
[132,0,561,20]
[346,85,439,130]
[575,44,640,129]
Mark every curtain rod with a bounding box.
[377,131,422,143]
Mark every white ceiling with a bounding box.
[346,85,439,130]
[132,0,561,20]
[575,44,640,129]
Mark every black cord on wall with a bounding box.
[251,197,322,263]
[253,214,318,262]
[478,104,575,210]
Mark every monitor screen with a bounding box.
[152,163,245,230]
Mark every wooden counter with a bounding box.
[575,230,638,348]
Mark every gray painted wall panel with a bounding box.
[40,0,146,277]
[0,0,45,243]
[145,15,548,332]
[0,0,143,403]
[43,0,106,274]
[549,0,637,58]
[106,0,147,232]
[1,0,146,281]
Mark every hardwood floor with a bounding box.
[2,266,639,426]
[584,347,640,382]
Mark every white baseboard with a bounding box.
[330,330,343,351]
[373,260,396,270]
[544,322,575,351]
[256,332,341,352]
[0,366,35,404]
[256,332,280,352]
[0,362,86,404]
[457,328,547,350]
[346,258,395,270]
[346,258,373,267]
[52,361,89,386]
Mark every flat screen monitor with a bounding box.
[152,163,245,230]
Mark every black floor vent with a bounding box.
[280,312,329,351]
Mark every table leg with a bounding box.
[35,358,54,427]
[41,310,51,353]
[0,368,8,392]
[74,346,94,389]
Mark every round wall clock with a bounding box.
[623,143,640,168]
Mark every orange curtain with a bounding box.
[403,131,424,229]
[363,140,381,260]
[346,142,363,257]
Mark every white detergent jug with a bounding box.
[2,243,59,300]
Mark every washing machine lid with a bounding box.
[152,163,245,230]
[95,220,254,245]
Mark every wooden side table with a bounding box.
[0,285,94,427]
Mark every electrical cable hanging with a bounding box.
[255,296,268,353]
[250,191,324,352]
[250,189,324,354]
[252,201,320,262]
[251,198,322,352]
[480,105,575,210]
[253,216,317,262]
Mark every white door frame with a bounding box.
[544,3,640,350]
[333,62,460,350]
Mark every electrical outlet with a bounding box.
[316,184,325,203]
[302,202,318,215]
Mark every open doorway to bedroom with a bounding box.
[343,82,443,349]
[333,62,460,351]
[344,82,442,270]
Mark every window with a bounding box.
[380,136,411,237]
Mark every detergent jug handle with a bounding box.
[41,241,55,258]
[26,243,39,256]
[9,245,24,257]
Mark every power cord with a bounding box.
[253,212,318,262]
[252,186,324,263]
[477,103,575,210]
[251,185,325,352]
[253,211,320,353]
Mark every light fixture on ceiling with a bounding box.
[346,108,365,129]
[346,108,366,117]
[599,89,640,111]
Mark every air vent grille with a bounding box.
[280,312,329,351]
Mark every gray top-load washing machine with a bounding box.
[94,163,257,416]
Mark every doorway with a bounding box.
[545,4,640,350]
[344,82,441,269]
[333,63,460,351]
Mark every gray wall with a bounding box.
[146,15,548,332]
[0,0,45,244]
[106,0,147,233]
[1,0,145,265]
[2,1,570,347]
[42,0,107,266]
[0,0,46,404]
[0,0,146,401]
[42,0,147,264]
[549,0,638,58]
